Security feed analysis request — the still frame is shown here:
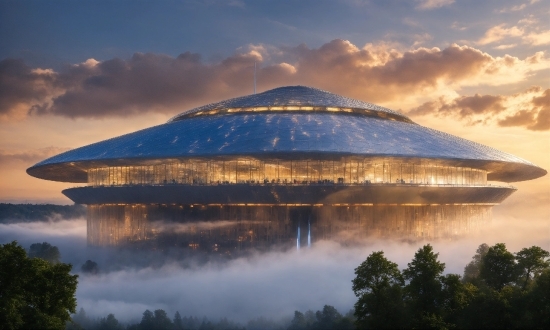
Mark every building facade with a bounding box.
[27,86,546,250]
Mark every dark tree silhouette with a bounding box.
[0,241,77,329]
[81,260,99,275]
[28,241,61,264]
[515,245,550,289]
[288,311,307,330]
[463,243,489,282]
[136,309,173,330]
[403,244,447,328]
[98,313,124,330]
[480,243,518,290]
[352,251,405,329]
[173,311,184,330]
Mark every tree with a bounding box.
[28,242,61,264]
[139,310,155,329]
[153,309,173,330]
[288,311,307,330]
[515,246,550,290]
[463,243,489,282]
[526,269,550,329]
[98,313,124,330]
[479,243,517,290]
[402,244,446,328]
[81,260,99,275]
[313,305,341,330]
[439,274,476,326]
[0,241,78,330]
[352,251,405,329]
[138,309,173,330]
[173,311,184,330]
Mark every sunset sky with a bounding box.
[1,0,548,220]
[1,0,549,320]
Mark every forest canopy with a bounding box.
[0,203,85,223]
[352,243,550,329]
[0,241,78,330]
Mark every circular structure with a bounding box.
[28,86,546,249]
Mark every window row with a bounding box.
[87,158,487,187]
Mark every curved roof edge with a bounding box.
[168,86,413,123]
[26,154,547,184]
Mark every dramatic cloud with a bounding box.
[0,40,548,121]
[498,89,550,131]
[409,94,505,118]
[408,87,550,130]
[0,59,60,120]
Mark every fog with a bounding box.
[1,212,548,323]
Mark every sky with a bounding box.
[0,0,548,204]
[1,0,549,322]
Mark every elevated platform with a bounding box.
[63,183,515,205]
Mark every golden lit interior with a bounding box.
[86,204,491,247]
[172,105,412,123]
[87,158,487,187]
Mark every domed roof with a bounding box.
[27,86,546,183]
[169,86,413,123]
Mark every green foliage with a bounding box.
[0,241,78,330]
[352,251,404,296]
[479,243,518,290]
[463,243,489,283]
[515,246,550,289]
[353,243,550,329]
[352,251,405,329]
[403,244,447,328]
[29,242,61,264]
[526,269,550,328]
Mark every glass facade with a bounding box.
[87,158,487,187]
[86,204,491,247]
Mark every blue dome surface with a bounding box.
[169,86,410,122]
[27,86,546,183]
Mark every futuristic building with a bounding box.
[27,86,546,250]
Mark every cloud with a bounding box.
[0,40,548,121]
[498,89,550,131]
[477,24,523,45]
[0,59,61,120]
[450,21,467,31]
[477,19,550,47]
[494,44,517,50]
[0,147,71,167]
[524,30,550,46]
[499,3,527,13]
[408,94,505,119]
[415,0,454,10]
[499,0,541,13]
[408,87,550,131]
